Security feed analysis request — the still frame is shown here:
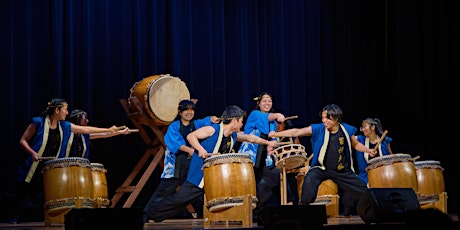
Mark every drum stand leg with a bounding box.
[110,98,168,208]
[280,164,288,205]
[203,194,253,227]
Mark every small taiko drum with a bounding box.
[366,153,418,192]
[317,179,338,196]
[414,160,445,203]
[130,74,190,126]
[273,144,308,170]
[42,157,94,217]
[90,163,110,208]
[310,180,339,209]
[202,153,257,212]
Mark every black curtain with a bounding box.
[1,0,457,213]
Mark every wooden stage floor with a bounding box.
[0,214,458,230]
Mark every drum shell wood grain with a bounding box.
[415,161,445,195]
[42,158,94,216]
[91,163,109,208]
[203,155,256,204]
[367,154,418,192]
[317,179,338,196]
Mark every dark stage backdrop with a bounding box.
[1,1,458,214]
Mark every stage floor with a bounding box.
[0,214,458,230]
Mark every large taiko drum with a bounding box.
[42,157,94,217]
[202,153,257,212]
[130,74,190,126]
[415,160,445,201]
[273,144,308,170]
[366,153,418,192]
[91,163,110,208]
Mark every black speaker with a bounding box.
[258,205,327,230]
[65,208,144,230]
[357,188,420,224]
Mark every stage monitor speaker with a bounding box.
[65,208,144,230]
[357,188,420,224]
[258,205,327,230]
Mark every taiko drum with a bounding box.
[203,153,257,212]
[414,160,445,195]
[317,179,338,196]
[42,157,94,217]
[91,163,110,208]
[366,153,418,192]
[130,74,190,126]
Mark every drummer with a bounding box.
[145,105,278,222]
[1,98,119,224]
[143,100,219,222]
[340,117,393,217]
[238,92,286,219]
[355,118,393,185]
[269,104,376,218]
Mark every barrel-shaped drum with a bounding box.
[414,160,445,196]
[366,153,418,192]
[317,179,338,196]
[273,144,307,170]
[130,74,190,126]
[42,157,94,216]
[203,153,257,212]
[91,163,110,208]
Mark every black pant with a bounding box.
[300,167,367,212]
[147,181,204,222]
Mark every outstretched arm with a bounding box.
[90,127,133,139]
[269,126,312,139]
[71,124,118,134]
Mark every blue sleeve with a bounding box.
[164,121,185,154]
[243,110,270,134]
[193,116,212,129]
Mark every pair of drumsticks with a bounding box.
[115,125,139,133]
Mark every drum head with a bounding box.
[147,75,190,124]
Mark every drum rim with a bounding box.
[367,153,413,164]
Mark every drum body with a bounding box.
[317,179,338,196]
[414,160,445,196]
[273,144,307,170]
[42,157,94,216]
[130,74,190,126]
[366,153,418,192]
[91,163,110,208]
[203,153,257,212]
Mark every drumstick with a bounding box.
[285,115,298,120]
[277,141,293,145]
[413,155,420,161]
[39,157,56,161]
[128,129,139,132]
[373,130,388,151]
